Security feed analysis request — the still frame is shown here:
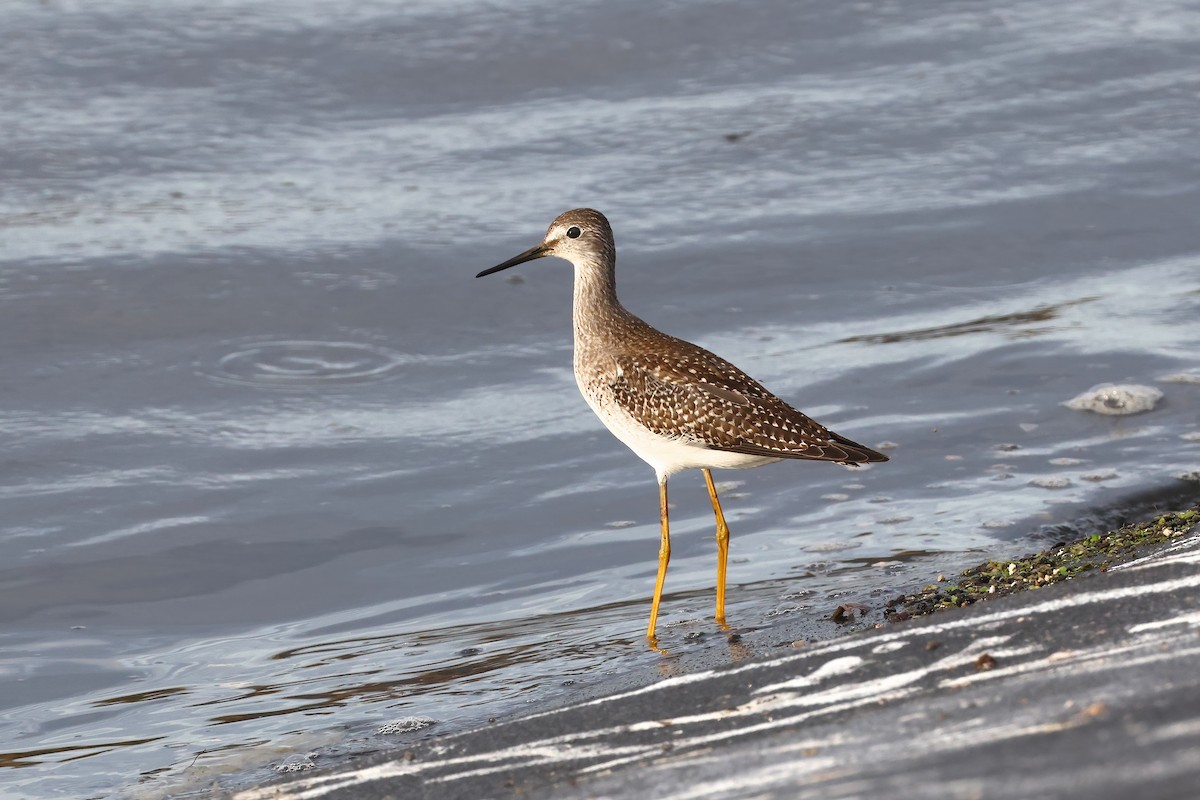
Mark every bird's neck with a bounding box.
[571,258,627,344]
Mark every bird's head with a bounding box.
[476,208,613,277]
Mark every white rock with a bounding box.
[1064,383,1163,416]
[1030,476,1072,489]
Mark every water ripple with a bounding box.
[197,340,404,389]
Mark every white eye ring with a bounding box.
[566,226,582,239]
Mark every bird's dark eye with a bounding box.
[566,226,582,239]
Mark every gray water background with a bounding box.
[2,0,1199,796]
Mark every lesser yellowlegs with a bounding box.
[477,208,887,641]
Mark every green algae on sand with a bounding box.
[887,507,1200,621]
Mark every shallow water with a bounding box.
[2,0,1199,796]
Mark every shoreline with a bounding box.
[241,494,1200,799]
[889,505,1199,621]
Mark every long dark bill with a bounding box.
[475,243,550,278]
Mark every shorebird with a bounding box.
[477,209,887,641]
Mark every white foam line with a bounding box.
[662,735,849,772]
[669,691,918,751]
[1139,717,1200,744]
[424,743,659,785]
[936,715,1089,749]
[1110,533,1200,572]
[580,692,916,778]
[513,668,719,722]
[945,638,1142,690]
[939,633,1163,689]
[750,655,865,693]
[756,637,1012,697]
[235,723,680,799]
[1119,549,1200,572]
[657,756,841,800]
[1128,609,1200,632]
[501,640,844,730]
[945,641,1200,692]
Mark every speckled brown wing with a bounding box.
[606,340,887,465]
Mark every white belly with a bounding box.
[578,382,779,481]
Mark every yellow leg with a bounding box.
[647,477,671,641]
[703,468,730,625]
